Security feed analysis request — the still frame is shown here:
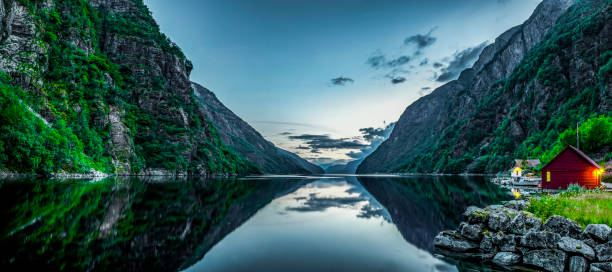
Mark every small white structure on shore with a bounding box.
[511,167,522,177]
[510,159,541,178]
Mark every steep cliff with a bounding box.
[192,82,323,174]
[0,0,262,176]
[358,0,611,174]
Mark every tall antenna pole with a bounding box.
[577,122,579,150]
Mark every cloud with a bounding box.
[366,52,411,69]
[359,127,388,141]
[419,87,432,96]
[419,59,429,66]
[345,122,396,160]
[436,41,487,82]
[288,134,369,154]
[366,52,387,69]
[390,77,406,84]
[386,56,410,67]
[279,132,292,136]
[404,27,437,50]
[433,62,443,68]
[331,76,354,86]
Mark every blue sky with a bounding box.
[144,0,541,166]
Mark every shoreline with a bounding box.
[433,196,612,271]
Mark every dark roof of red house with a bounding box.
[543,145,602,170]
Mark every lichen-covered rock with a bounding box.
[490,231,505,245]
[585,224,612,242]
[434,231,479,252]
[595,242,612,261]
[488,211,512,232]
[503,200,528,211]
[591,262,612,272]
[569,256,587,272]
[480,235,495,252]
[523,249,566,272]
[509,211,542,234]
[492,252,521,266]
[520,231,561,249]
[583,238,598,248]
[464,207,489,224]
[557,236,595,260]
[499,234,518,252]
[543,215,582,239]
[459,223,483,241]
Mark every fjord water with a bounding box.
[0,175,510,271]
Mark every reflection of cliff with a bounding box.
[179,178,309,270]
[358,176,510,251]
[0,178,307,271]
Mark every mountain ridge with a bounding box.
[0,0,318,176]
[358,0,611,174]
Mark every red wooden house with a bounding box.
[541,146,604,190]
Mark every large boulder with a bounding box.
[523,249,567,272]
[595,242,612,261]
[488,211,512,232]
[463,206,489,224]
[557,237,595,260]
[503,200,528,211]
[569,256,587,272]
[508,211,542,234]
[520,231,562,249]
[459,223,483,241]
[499,234,518,252]
[582,238,598,248]
[492,252,521,266]
[480,235,496,252]
[543,215,582,239]
[591,262,612,272]
[584,224,612,242]
[434,231,479,252]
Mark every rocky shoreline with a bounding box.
[0,169,240,181]
[434,200,612,272]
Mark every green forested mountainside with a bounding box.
[0,0,260,175]
[540,115,612,165]
[359,0,611,174]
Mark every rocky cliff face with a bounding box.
[192,82,323,174]
[0,0,310,176]
[358,0,611,174]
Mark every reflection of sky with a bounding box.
[185,179,456,272]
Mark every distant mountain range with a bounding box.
[358,0,611,174]
[192,83,323,174]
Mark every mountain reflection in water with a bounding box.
[0,175,509,271]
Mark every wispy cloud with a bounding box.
[331,76,354,86]
[419,87,432,96]
[364,28,437,84]
[288,134,369,154]
[403,27,437,50]
[436,41,487,82]
[342,122,396,160]
[390,77,406,84]
[366,52,411,69]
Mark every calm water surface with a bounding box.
[0,175,510,271]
